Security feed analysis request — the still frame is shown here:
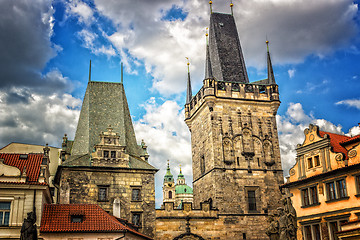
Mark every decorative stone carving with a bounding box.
[348,149,357,158]
[267,197,297,240]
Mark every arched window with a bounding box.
[169,191,173,199]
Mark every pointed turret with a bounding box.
[88,60,91,82]
[164,160,174,183]
[186,59,192,104]
[205,29,213,79]
[266,40,276,84]
[207,12,249,83]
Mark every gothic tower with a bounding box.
[184,11,284,220]
[55,64,157,237]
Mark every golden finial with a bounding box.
[205,27,209,45]
[186,57,190,71]
[179,164,182,173]
[209,1,213,14]
[230,0,234,16]
[266,40,270,52]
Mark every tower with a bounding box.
[174,166,193,207]
[55,64,157,237]
[185,10,283,220]
[162,161,175,204]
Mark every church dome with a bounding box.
[175,184,193,194]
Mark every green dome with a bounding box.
[175,184,193,194]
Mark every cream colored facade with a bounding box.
[283,124,360,240]
[0,155,52,239]
[0,142,61,203]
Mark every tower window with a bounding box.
[200,155,205,175]
[248,191,256,211]
[98,186,108,201]
[132,189,141,201]
[103,150,109,158]
[111,151,116,158]
[132,212,142,227]
[169,191,172,199]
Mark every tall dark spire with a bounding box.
[186,58,192,104]
[207,12,249,83]
[88,60,91,82]
[266,40,276,84]
[205,28,213,79]
[121,62,123,84]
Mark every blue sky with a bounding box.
[1,0,360,207]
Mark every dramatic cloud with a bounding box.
[0,87,81,148]
[64,0,359,95]
[0,0,61,91]
[336,99,360,110]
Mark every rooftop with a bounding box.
[40,204,152,239]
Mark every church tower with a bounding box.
[162,161,175,204]
[184,10,284,218]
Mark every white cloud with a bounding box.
[288,69,295,78]
[66,0,94,24]
[0,88,81,148]
[77,29,116,57]
[336,99,360,110]
[84,0,358,95]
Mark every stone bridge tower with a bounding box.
[184,11,284,219]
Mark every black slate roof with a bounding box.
[208,12,249,83]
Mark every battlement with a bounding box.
[156,201,218,219]
[185,78,279,120]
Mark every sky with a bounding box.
[0,0,360,207]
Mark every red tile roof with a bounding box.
[340,135,360,146]
[319,131,350,159]
[0,153,43,182]
[40,204,152,239]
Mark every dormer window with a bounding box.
[103,151,109,158]
[71,215,83,223]
[111,151,116,158]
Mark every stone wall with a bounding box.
[155,202,272,239]
[59,167,156,237]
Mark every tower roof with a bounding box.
[177,166,185,180]
[164,161,174,183]
[207,12,249,83]
[71,81,140,158]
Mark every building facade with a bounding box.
[155,9,284,240]
[0,150,52,239]
[0,142,61,203]
[282,124,360,240]
[55,79,157,238]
